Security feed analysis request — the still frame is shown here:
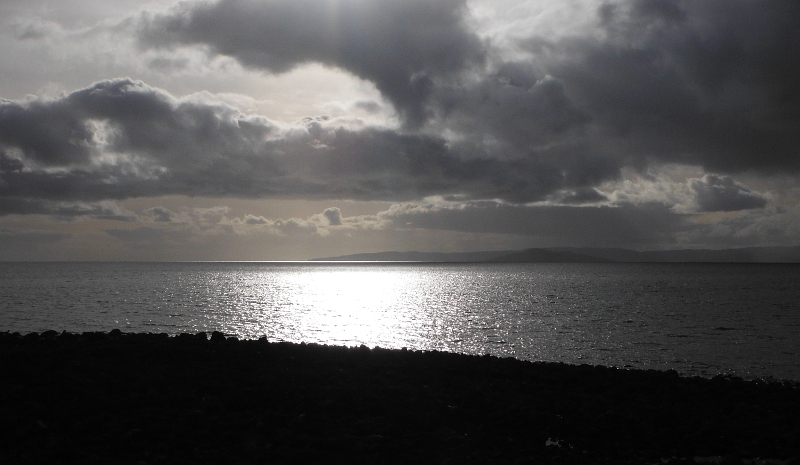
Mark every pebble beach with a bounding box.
[2,330,799,464]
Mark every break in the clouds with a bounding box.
[137,0,484,127]
[2,0,800,259]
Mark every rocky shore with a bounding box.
[2,331,799,464]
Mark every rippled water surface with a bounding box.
[2,262,799,380]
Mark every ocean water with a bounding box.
[1,261,799,381]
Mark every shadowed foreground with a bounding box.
[1,331,799,464]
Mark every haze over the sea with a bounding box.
[311,246,800,263]
[2,0,800,261]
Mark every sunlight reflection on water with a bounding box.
[2,262,800,380]
[255,265,426,347]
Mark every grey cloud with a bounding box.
[526,0,800,174]
[0,196,137,221]
[14,21,53,41]
[226,210,351,236]
[49,201,139,221]
[0,98,98,166]
[380,201,688,247]
[548,188,609,205]
[435,72,591,152]
[1,79,621,210]
[146,56,191,73]
[136,0,800,178]
[242,214,269,225]
[689,174,768,212]
[353,100,382,114]
[137,0,485,127]
[1,79,280,169]
[143,206,181,223]
[323,207,342,226]
[272,218,318,235]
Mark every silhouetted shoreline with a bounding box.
[2,331,799,464]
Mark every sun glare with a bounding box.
[240,265,425,348]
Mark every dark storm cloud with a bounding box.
[133,0,800,191]
[434,70,591,152]
[137,0,484,127]
[527,0,800,174]
[0,98,97,166]
[689,174,768,212]
[0,79,621,213]
[4,0,799,220]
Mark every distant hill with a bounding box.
[309,250,515,262]
[312,246,800,263]
[494,248,612,263]
[553,246,800,263]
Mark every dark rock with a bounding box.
[1,332,798,464]
[722,453,744,464]
[81,331,107,341]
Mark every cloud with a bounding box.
[689,174,768,212]
[521,0,800,174]
[142,206,183,223]
[3,0,800,256]
[1,78,627,207]
[241,214,269,225]
[137,0,485,127]
[0,196,137,221]
[132,0,800,178]
[379,199,689,247]
[548,188,609,205]
[323,207,342,226]
[137,205,379,239]
[229,212,319,236]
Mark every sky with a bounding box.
[1,0,799,260]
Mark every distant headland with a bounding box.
[311,246,800,263]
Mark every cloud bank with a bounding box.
[3,0,800,257]
[1,78,631,212]
[135,0,800,175]
[138,0,485,127]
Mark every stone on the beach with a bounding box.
[210,331,226,343]
[1,331,798,464]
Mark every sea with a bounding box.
[1,261,799,381]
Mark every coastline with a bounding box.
[2,331,799,464]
